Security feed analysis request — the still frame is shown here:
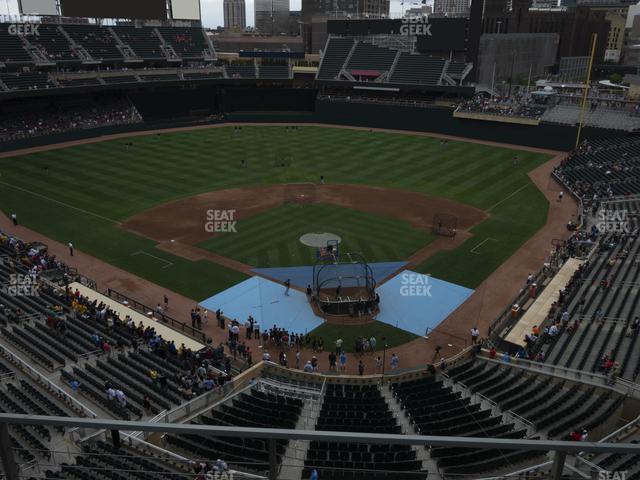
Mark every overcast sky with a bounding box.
[3,0,422,29]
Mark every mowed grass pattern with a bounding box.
[198,203,434,267]
[0,126,551,300]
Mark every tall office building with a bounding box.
[301,0,390,22]
[433,0,470,16]
[255,0,291,34]
[224,0,247,29]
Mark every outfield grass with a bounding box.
[416,184,550,287]
[0,125,551,302]
[198,203,435,267]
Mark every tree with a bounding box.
[610,73,623,84]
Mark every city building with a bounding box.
[605,12,625,62]
[477,33,559,87]
[224,0,247,29]
[433,0,470,16]
[477,0,610,61]
[301,0,389,21]
[255,0,291,34]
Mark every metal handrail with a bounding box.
[106,288,206,344]
[596,414,640,444]
[0,343,97,418]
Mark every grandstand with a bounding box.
[0,216,637,479]
[555,137,640,198]
[542,105,640,132]
[316,36,472,86]
[4,6,640,480]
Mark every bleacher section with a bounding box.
[156,27,208,59]
[0,351,77,467]
[555,138,640,198]
[166,388,303,475]
[304,383,422,480]
[259,65,290,79]
[0,25,32,63]
[315,36,464,86]
[591,446,640,480]
[445,61,468,77]
[226,64,257,79]
[317,37,355,80]
[391,373,538,476]
[345,42,396,77]
[0,72,54,91]
[537,233,640,381]
[139,73,181,82]
[102,75,139,84]
[183,71,224,80]
[390,53,445,85]
[62,25,123,61]
[28,24,77,62]
[447,359,624,439]
[113,26,164,59]
[49,441,192,480]
[542,105,640,132]
[58,77,102,87]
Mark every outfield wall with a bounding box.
[0,86,632,153]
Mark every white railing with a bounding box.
[0,343,97,418]
[258,376,322,399]
[149,385,231,425]
[574,455,607,476]
[476,460,553,480]
[479,353,613,389]
[596,414,640,444]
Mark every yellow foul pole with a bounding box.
[575,33,598,148]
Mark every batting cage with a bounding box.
[312,253,377,316]
[432,213,458,237]
[283,183,318,204]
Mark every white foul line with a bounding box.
[0,181,119,224]
[487,183,531,212]
[470,237,497,255]
[131,251,173,269]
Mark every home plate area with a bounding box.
[198,263,474,337]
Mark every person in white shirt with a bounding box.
[470,327,480,344]
[115,389,126,407]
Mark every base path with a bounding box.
[0,123,570,374]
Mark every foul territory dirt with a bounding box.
[120,183,487,273]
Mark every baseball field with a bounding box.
[0,125,551,347]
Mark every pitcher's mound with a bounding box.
[300,232,342,248]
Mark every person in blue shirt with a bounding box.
[310,469,319,480]
[339,351,347,372]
